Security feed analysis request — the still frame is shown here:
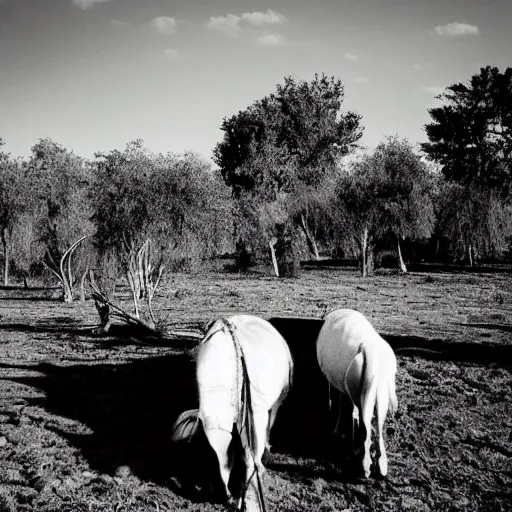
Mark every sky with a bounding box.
[0,0,511,164]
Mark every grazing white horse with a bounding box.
[316,309,397,478]
[195,314,293,509]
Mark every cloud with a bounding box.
[354,77,368,83]
[256,34,286,47]
[344,52,358,61]
[207,10,287,37]
[72,0,112,9]
[434,22,479,37]
[150,16,177,35]
[206,14,242,37]
[164,48,178,59]
[241,9,287,26]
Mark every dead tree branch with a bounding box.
[41,235,92,302]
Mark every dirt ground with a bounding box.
[0,268,511,511]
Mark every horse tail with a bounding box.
[343,343,365,411]
[221,319,267,512]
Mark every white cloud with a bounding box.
[150,16,177,35]
[434,22,479,37]
[354,77,368,83]
[344,52,358,61]
[206,14,242,37]
[164,48,178,59]
[72,0,112,9]
[207,10,287,37]
[241,10,287,26]
[256,34,286,47]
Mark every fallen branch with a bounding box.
[89,270,156,333]
[88,269,204,344]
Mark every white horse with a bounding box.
[316,309,397,478]
[195,314,293,509]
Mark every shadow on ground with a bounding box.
[0,353,199,483]
[1,316,511,495]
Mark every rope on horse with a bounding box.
[221,318,268,512]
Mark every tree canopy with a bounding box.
[214,73,364,199]
[422,66,512,196]
[24,138,93,288]
[213,73,363,272]
[92,140,231,272]
[422,67,512,264]
[334,137,435,274]
[0,139,28,284]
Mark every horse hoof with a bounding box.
[225,495,238,510]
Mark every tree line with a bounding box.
[0,65,511,294]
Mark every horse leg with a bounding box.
[266,403,279,452]
[376,381,390,477]
[360,383,377,478]
[241,409,269,511]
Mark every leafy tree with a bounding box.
[369,137,435,272]
[0,139,29,285]
[333,138,435,275]
[91,140,231,330]
[214,73,363,272]
[435,182,512,265]
[421,66,512,263]
[25,138,93,300]
[93,141,229,272]
[333,157,382,276]
[422,66,512,193]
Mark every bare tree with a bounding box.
[41,235,92,302]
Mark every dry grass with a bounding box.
[0,267,511,511]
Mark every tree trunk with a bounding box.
[367,248,374,276]
[397,237,407,273]
[361,227,368,277]
[300,213,320,260]
[2,228,8,286]
[79,267,88,302]
[62,281,73,303]
[468,243,474,267]
[269,238,279,277]
[93,299,112,335]
[360,227,374,277]
[126,270,140,318]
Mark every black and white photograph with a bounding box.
[0,1,511,510]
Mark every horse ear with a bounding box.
[203,318,217,334]
[171,409,201,443]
